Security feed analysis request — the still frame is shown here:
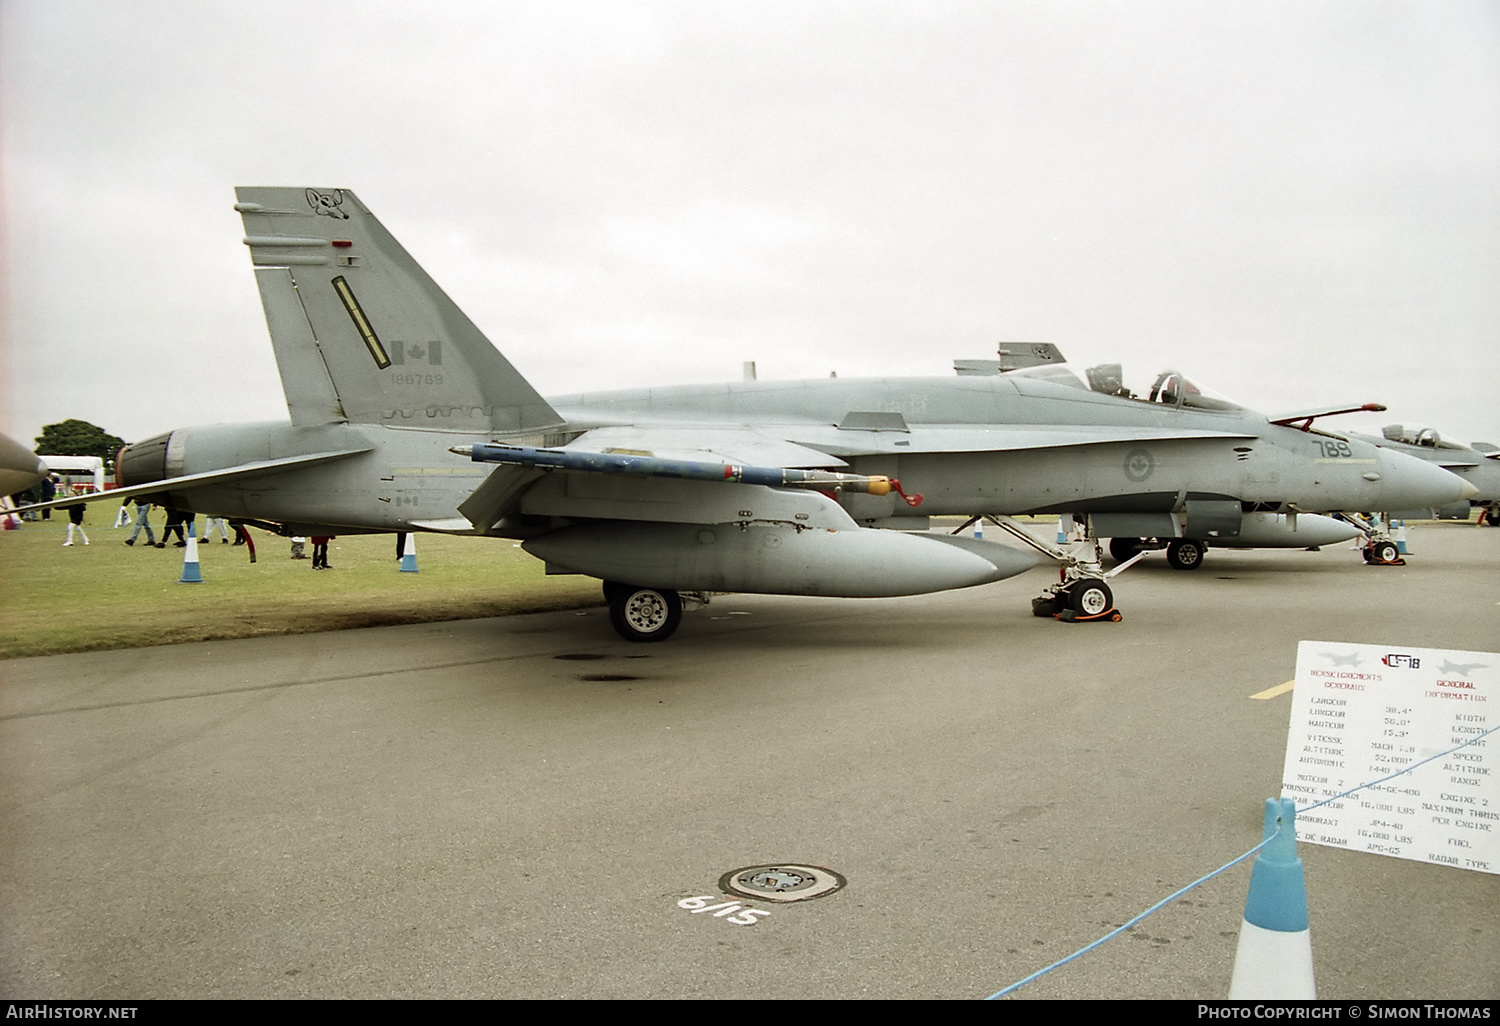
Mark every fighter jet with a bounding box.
[1355,425,1500,527]
[949,355,1372,569]
[1438,660,1488,677]
[19,187,1475,640]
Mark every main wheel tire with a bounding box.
[1069,579,1113,617]
[1108,537,1143,563]
[1371,540,1400,564]
[1165,538,1205,571]
[608,586,683,642]
[1485,508,1500,527]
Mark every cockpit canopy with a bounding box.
[1381,424,1465,450]
[1003,362,1244,411]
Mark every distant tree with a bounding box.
[34,420,128,467]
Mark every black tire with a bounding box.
[1069,579,1113,617]
[1371,540,1399,564]
[1108,537,1143,563]
[1165,538,1205,571]
[1031,594,1061,618]
[608,586,683,642]
[1486,508,1500,527]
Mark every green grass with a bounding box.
[0,519,603,659]
[0,512,1068,659]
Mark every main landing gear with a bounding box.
[1165,538,1206,571]
[1107,535,1207,570]
[960,515,1138,623]
[603,581,684,642]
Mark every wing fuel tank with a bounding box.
[523,523,1037,597]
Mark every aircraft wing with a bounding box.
[564,426,850,467]
[454,424,1259,531]
[455,426,856,533]
[8,448,372,515]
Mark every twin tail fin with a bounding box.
[236,187,561,434]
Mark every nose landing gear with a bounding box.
[962,515,1137,624]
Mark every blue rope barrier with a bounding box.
[983,723,1498,999]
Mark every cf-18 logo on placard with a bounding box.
[1381,654,1420,669]
[306,188,350,219]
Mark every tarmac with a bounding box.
[1,523,1496,1000]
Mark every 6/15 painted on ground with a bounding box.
[677,896,772,925]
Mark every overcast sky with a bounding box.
[3,0,1497,449]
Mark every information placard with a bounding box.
[1281,640,1497,874]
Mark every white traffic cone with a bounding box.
[399,532,419,572]
[179,519,203,583]
[1056,514,1072,544]
[1228,798,1315,998]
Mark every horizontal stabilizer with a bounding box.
[456,464,548,533]
[407,518,481,533]
[9,449,371,515]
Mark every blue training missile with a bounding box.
[451,443,924,506]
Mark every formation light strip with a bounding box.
[332,275,391,369]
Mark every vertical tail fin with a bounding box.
[235,187,562,434]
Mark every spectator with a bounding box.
[311,535,334,570]
[124,499,161,548]
[62,502,88,546]
[162,506,187,547]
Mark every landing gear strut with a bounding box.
[962,515,1136,623]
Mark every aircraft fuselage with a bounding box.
[127,371,1464,535]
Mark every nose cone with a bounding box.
[0,432,47,495]
[1372,448,1471,511]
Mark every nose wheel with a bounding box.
[971,515,1136,624]
[1339,513,1408,566]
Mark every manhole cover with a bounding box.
[719,864,845,903]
